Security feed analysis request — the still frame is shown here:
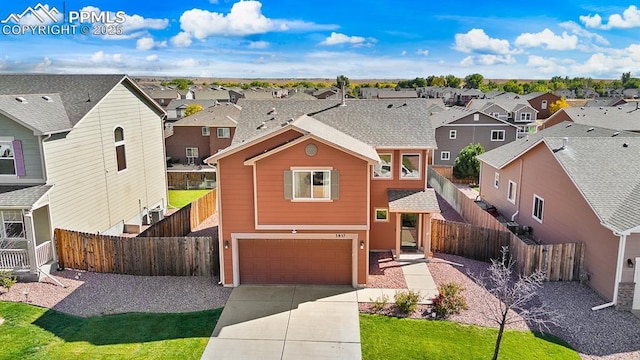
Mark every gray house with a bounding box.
[430,107,518,166]
[466,98,538,138]
[0,74,168,276]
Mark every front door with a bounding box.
[401,213,418,250]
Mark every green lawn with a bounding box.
[360,314,579,360]
[168,190,212,209]
[0,301,222,360]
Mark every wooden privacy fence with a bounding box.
[428,167,505,231]
[55,228,219,276]
[430,218,585,281]
[139,190,216,238]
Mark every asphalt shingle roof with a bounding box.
[0,185,52,208]
[467,98,537,113]
[478,121,640,233]
[553,104,640,132]
[387,189,441,213]
[165,99,218,111]
[0,74,127,126]
[172,103,240,127]
[233,99,437,149]
[0,94,72,134]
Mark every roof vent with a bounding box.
[565,123,572,128]
[387,104,393,109]
[623,143,629,148]
[599,106,603,110]
[256,122,267,130]
[42,95,53,102]
[562,137,569,149]
[15,96,27,103]
[580,107,584,110]
[267,107,276,115]
[586,127,594,132]
[612,132,620,137]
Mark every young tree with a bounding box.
[549,98,569,115]
[445,74,462,88]
[463,73,484,89]
[453,143,484,181]
[184,103,204,117]
[335,75,350,89]
[472,247,561,360]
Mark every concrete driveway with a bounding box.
[201,285,361,360]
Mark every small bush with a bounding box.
[432,282,468,319]
[0,271,17,292]
[394,290,422,314]
[371,295,389,314]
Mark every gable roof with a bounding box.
[550,103,640,131]
[387,189,440,213]
[0,94,72,134]
[233,99,437,149]
[467,98,538,113]
[478,122,640,233]
[429,106,517,128]
[172,103,240,127]
[0,74,164,129]
[165,99,219,111]
[0,185,53,208]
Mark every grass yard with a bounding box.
[0,301,222,360]
[360,314,579,360]
[168,190,212,209]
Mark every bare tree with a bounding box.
[472,247,561,360]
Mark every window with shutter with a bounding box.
[284,169,338,201]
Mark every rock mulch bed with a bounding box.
[367,251,407,289]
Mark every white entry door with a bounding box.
[633,257,640,310]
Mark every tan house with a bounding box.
[477,122,640,310]
[205,99,440,287]
[0,74,168,276]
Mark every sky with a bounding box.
[0,0,639,79]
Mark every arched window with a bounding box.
[114,127,126,171]
[541,100,548,110]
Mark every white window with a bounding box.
[374,208,389,222]
[186,147,199,165]
[0,141,16,175]
[491,112,500,118]
[114,127,126,172]
[230,95,236,102]
[520,112,532,121]
[491,130,506,141]
[201,127,210,136]
[373,153,392,179]
[473,113,479,121]
[508,180,517,204]
[494,172,499,188]
[400,153,421,179]
[541,100,547,110]
[533,195,544,223]
[293,170,331,200]
[1,210,25,238]
[440,151,451,161]
[217,128,230,138]
[449,130,457,139]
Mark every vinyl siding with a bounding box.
[0,114,44,183]
[623,233,640,283]
[43,82,167,234]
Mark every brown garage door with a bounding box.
[238,238,352,285]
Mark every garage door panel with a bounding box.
[239,238,352,285]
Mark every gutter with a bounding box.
[592,232,627,310]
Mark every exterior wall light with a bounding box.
[224,241,229,249]
[627,259,634,268]
[360,241,365,250]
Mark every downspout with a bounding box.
[511,158,523,221]
[592,232,627,310]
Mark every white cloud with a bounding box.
[453,28,515,55]
[176,0,337,42]
[416,49,429,56]
[515,29,578,50]
[136,36,167,51]
[171,32,192,47]
[90,51,122,63]
[525,55,569,74]
[559,21,609,46]
[320,32,367,45]
[176,58,199,67]
[34,56,52,71]
[580,5,640,29]
[145,54,159,62]
[571,44,640,75]
[248,41,269,49]
[460,54,516,66]
[401,50,407,56]
[78,6,168,34]
[91,51,105,63]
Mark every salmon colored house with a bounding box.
[206,99,440,287]
[477,122,640,311]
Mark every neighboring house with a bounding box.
[623,88,640,99]
[194,88,230,102]
[165,99,218,122]
[542,103,640,132]
[554,89,576,99]
[603,88,624,97]
[377,89,419,99]
[313,88,337,99]
[577,88,599,99]
[466,99,538,137]
[228,88,244,104]
[0,74,168,276]
[149,89,180,107]
[585,98,629,108]
[178,89,195,100]
[205,99,440,287]
[454,88,483,106]
[519,92,561,120]
[430,107,518,166]
[477,122,640,310]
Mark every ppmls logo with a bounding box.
[1,3,60,24]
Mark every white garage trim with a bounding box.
[231,232,358,288]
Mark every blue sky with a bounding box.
[1,0,639,79]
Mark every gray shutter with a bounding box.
[330,170,339,200]
[283,170,292,200]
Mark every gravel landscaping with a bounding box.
[0,270,231,317]
[367,251,407,289]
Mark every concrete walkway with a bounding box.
[201,285,361,360]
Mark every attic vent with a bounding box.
[15,96,27,103]
[42,95,53,102]
[586,127,594,132]
[612,132,620,137]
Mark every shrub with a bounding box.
[394,290,422,314]
[0,271,16,292]
[370,294,389,314]
[432,282,468,319]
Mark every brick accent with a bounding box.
[616,282,635,311]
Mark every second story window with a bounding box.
[114,127,126,172]
[401,153,421,179]
[491,130,505,141]
[449,130,457,139]
[202,127,210,136]
[284,169,339,201]
[541,100,548,110]
[520,113,532,121]
[217,128,231,138]
[373,153,392,178]
[0,141,16,175]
